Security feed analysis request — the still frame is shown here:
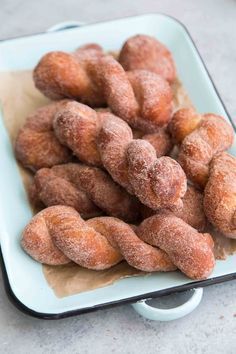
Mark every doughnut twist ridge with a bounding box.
[54,101,187,210]
[32,163,141,223]
[33,46,173,131]
[137,213,215,280]
[204,152,236,238]
[53,103,172,167]
[169,108,234,188]
[21,206,175,272]
[33,45,105,106]
[15,100,72,171]
[21,206,215,280]
[141,185,207,232]
[119,34,176,83]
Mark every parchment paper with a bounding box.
[0,70,235,298]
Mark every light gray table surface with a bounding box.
[1,0,236,353]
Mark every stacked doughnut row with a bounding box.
[16,34,236,281]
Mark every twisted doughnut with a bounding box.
[74,43,104,60]
[33,46,105,106]
[125,69,173,130]
[21,205,215,279]
[141,129,173,158]
[137,213,215,280]
[168,108,202,145]
[204,152,236,238]
[32,163,141,222]
[119,34,176,83]
[15,100,72,171]
[141,185,206,231]
[54,101,187,210]
[32,167,101,219]
[169,108,234,188]
[21,205,175,272]
[33,47,173,131]
[53,103,172,167]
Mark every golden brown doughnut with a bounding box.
[125,70,173,130]
[21,206,72,265]
[204,152,236,238]
[168,108,202,145]
[141,185,206,231]
[170,109,234,188]
[125,140,186,211]
[86,217,175,272]
[33,51,105,106]
[33,163,141,223]
[33,167,101,219]
[176,185,206,231]
[137,213,215,280]
[89,56,173,131]
[98,113,187,210]
[54,101,187,210]
[54,102,173,168]
[15,101,72,171]
[21,206,175,272]
[34,47,173,131]
[141,129,173,158]
[53,101,105,166]
[97,112,134,194]
[119,34,176,83]
[74,43,104,59]
[22,206,215,279]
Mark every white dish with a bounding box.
[0,14,235,319]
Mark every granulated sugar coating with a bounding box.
[33,50,105,106]
[21,206,215,280]
[127,139,187,210]
[127,70,173,129]
[73,43,104,62]
[15,100,72,171]
[48,207,123,270]
[175,185,206,231]
[54,101,104,166]
[178,113,234,188]
[141,185,206,232]
[142,128,173,157]
[87,217,175,272]
[34,167,101,219]
[204,152,236,238]
[91,55,140,125]
[169,108,202,144]
[98,114,134,193]
[98,114,187,210]
[119,34,176,83]
[53,101,180,210]
[33,163,141,223]
[21,206,175,272]
[137,213,215,280]
[21,208,71,265]
[34,44,174,133]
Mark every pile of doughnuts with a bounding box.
[16,34,236,281]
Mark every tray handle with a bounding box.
[46,21,85,32]
[132,287,203,321]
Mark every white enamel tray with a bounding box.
[0,14,235,321]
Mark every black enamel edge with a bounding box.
[0,13,235,319]
[1,247,236,320]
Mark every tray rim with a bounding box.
[0,12,234,131]
[2,248,236,320]
[0,13,235,319]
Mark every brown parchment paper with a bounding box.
[1,70,235,298]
